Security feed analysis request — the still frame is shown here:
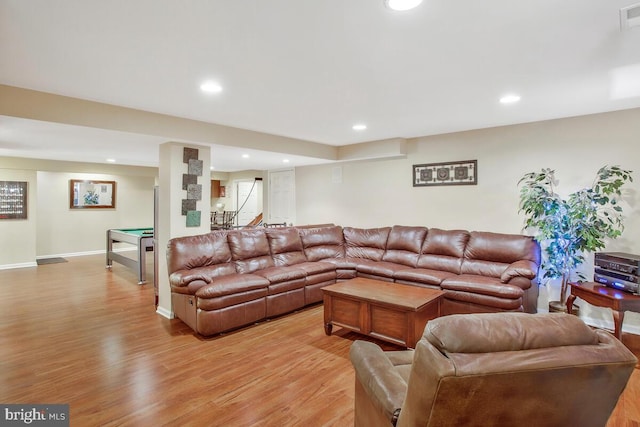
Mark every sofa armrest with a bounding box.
[169,270,212,287]
[349,340,407,425]
[500,259,537,283]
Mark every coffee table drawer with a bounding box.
[329,296,364,332]
[370,305,408,346]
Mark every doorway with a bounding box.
[268,169,295,225]
[235,179,262,227]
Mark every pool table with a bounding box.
[106,228,154,284]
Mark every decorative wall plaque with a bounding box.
[183,147,199,163]
[186,184,202,200]
[182,173,197,190]
[413,160,477,187]
[182,147,202,227]
[181,199,196,215]
[188,159,203,176]
[0,181,27,219]
[186,210,201,227]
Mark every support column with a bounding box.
[156,142,210,318]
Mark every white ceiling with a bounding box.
[1,0,640,171]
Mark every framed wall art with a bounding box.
[413,160,477,187]
[70,179,116,209]
[0,181,28,219]
[182,147,202,227]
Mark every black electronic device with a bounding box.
[594,252,640,293]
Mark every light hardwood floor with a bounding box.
[0,254,638,426]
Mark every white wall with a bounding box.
[296,108,640,332]
[36,171,156,256]
[297,108,640,234]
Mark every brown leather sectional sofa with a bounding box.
[166,225,541,336]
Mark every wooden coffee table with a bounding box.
[322,277,444,348]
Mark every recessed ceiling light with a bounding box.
[384,0,423,11]
[352,124,367,131]
[242,154,250,158]
[200,81,223,93]
[500,94,521,104]
[283,159,290,163]
[106,158,116,163]
[210,166,215,170]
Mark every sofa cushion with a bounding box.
[198,288,268,311]
[255,265,307,283]
[394,267,455,286]
[417,228,469,274]
[442,290,523,311]
[500,260,538,283]
[323,257,358,280]
[382,225,428,267]
[299,225,345,261]
[169,263,237,294]
[441,275,525,311]
[195,273,269,299]
[441,275,524,299]
[266,227,307,266]
[228,228,275,273]
[294,261,336,275]
[356,260,409,279]
[462,231,540,277]
[344,226,391,261]
[166,230,232,274]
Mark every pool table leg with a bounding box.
[106,229,113,269]
[137,237,146,285]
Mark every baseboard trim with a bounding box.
[537,307,640,335]
[37,247,136,260]
[36,250,103,259]
[582,316,640,335]
[3,248,139,270]
[0,250,106,270]
[156,306,174,319]
[0,261,38,270]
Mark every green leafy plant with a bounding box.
[518,165,633,307]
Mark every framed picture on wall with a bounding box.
[413,160,477,187]
[69,179,116,209]
[0,181,28,219]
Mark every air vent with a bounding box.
[620,3,640,31]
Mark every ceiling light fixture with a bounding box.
[384,0,423,11]
[283,159,290,163]
[242,154,250,158]
[200,81,223,93]
[106,158,116,163]
[352,124,367,131]
[499,94,521,104]
[620,3,640,31]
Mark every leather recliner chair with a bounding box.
[350,312,637,427]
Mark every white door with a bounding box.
[236,180,260,226]
[268,169,295,225]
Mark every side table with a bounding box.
[566,282,640,340]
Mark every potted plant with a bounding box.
[518,165,633,312]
